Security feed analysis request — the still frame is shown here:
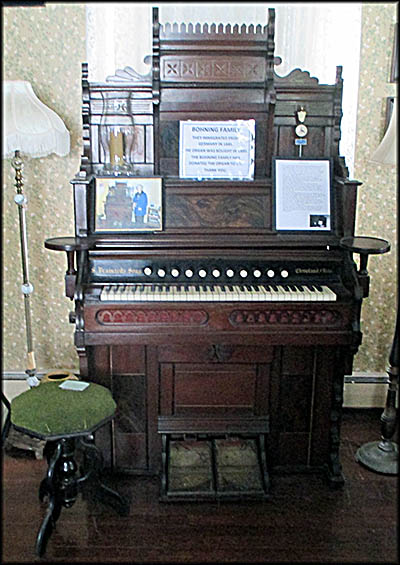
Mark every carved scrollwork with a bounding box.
[274,68,320,85]
[106,64,152,84]
[207,344,234,362]
[96,309,208,325]
[229,309,342,326]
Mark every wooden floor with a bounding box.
[2,409,398,564]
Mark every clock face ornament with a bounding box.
[295,124,308,137]
[295,107,308,156]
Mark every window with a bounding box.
[86,2,362,176]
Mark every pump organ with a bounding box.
[45,8,389,497]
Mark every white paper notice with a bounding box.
[179,120,255,180]
[275,159,331,231]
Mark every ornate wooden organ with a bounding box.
[45,8,389,500]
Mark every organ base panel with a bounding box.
[83,340,347,492]
[44,6,389,499]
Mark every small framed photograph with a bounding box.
[94,176,163,232]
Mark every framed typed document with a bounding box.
[273,158,333,232]
[93,176,163,233]
[179,120,255,180]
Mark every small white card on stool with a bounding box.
[59,381,90,391]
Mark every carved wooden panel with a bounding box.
[159,358,271,421]
[96,309,208,325]
[161,56,267,82]
[229,309,342,327]
[86,344,151,472]
[165,193,269,229]
[268,345,333,469]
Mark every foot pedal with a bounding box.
[160,434,269,501]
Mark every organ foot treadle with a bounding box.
[160,434,270,501]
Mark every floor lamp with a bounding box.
[355,100,398,475]
[2,80,70,389]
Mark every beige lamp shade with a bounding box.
[2,80,70,158]
[371,102,397,165]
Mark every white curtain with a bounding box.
[86,2,361,176]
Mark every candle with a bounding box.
[109,130,124,165]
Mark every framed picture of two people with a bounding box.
[94,176,162,232]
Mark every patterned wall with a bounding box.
[1,4,397,374]
[353,3,397,372]
[2,4,86,372]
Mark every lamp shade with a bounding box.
[371,102,397,165]
[2,80,70,158]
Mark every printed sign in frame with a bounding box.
[179,120,255,180]
[273,157,333,232]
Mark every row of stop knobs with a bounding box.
[142,266,290,279]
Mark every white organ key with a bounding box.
[241,284,256,301]
[138,285,149,301]
[269,285,284,301]
[111,285,120,301]
[280,284,296,301]
[215,285,225,301]
[209,284,219,301]
[184,284,196,300]
[173,285,182,301]
[292,285,306,302]
[116,284,126,301]
[152,284,162,301]
[322,285,337,301]
[164,285,174,301]
[100,285,111,301]
[173,285,185,301]
[125,285,135,301]
[309,284,324,301]
[303,285,318,301]
[227,285,238,300]
[251,284,265,301]
[260,284,272,301]
[138,284,148,302]
[200,284,213,301]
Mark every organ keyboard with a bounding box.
[99,283,337,302]
[44,7,389,499]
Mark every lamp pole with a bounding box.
[12,150,39,387]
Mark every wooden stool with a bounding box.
[7,380,129,556]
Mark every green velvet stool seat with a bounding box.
[5,379,129,557]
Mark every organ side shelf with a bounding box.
[340,236,390,298]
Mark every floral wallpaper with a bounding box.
[2,3,86,372]
[352,3,397,372]
[1,3,397,375]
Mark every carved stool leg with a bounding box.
[78,436,129,516]
[36,438,80,556]
[36,441,63,557]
